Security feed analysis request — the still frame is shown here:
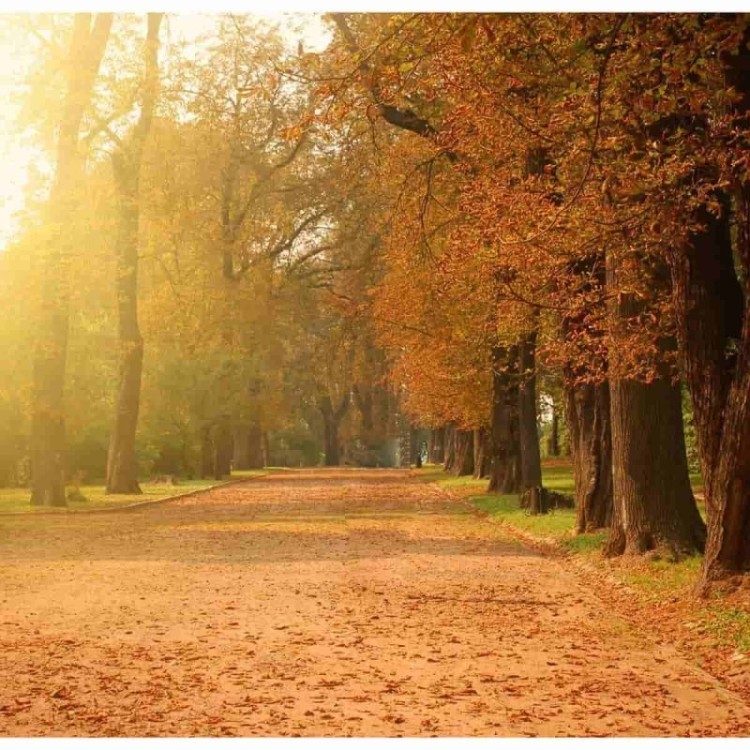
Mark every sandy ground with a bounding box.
[0,467,748,737]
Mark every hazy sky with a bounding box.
[0,12,331,249]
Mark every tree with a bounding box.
[29,13,113,506]
[105,13,164,494]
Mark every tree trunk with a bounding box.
[262,432,270,466]
[212,417,233,480]
[547,403,560,457]
[29,14,113,507]
[605,226,706,556]
[430,427,445,464]
[668,36,750,586]
[606,375,706,556]
[487,347,522,494]
[452,429,474,476]
[323,418,341,466]
[105,185,144,494]
[473,428,490,479]
[29,306,69,507]
[671,196,750,577]
[105,14,163,495]
[443,423,456,472]
[200,425,213,479]
[518,332,542,491]
[232,424,250,470]
[247,423,264,469]
[319,393,350,467]
[353,385,374,435]
[566,381,613,532]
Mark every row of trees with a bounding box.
[306,13,750,589]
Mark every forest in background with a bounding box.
[1,13,749,592]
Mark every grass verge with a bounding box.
[0,469,268,514]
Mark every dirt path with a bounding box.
[0,468,748,736]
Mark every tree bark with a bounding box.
[606,375,706,556]
[487,347,522,494]
[233,422,265,470]
[232,424,250,470]
[30,14,113,507]
[319,393,350,466]
[212,416,233,480]
[473,428,491,479]
[323,420,341,466]
[671,194,750,577]
[566,381,613,532]
[247,424,265,469]
[675,34,750,585]
[547,402,560,457]
[518,331,542,491]
[200,425,213,479]
[605,248,705,556]
[353,384,374,435]
[452,429,474,476]
[106,14,163,495]
[443,423,456,472]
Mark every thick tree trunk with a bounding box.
[605,230,705,556]
[566,381,613,532]
[518,332,542,491]
[606,375,706,556]
[672,196,750,577]
[487,347,522,494]
[443,422,456,472]
[29,15,113,507]
[105,15,162,495]
[668,37,750,585]
[473,428,489,479]
[452,429,474,476]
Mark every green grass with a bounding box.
[619,555,704,596]
[561,531,608,554]
[229,469,274,479]
[0,470,270,514]
[700,608,750,652]
[471,492,579,538]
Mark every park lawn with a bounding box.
[0,470,268,515]
[419,459,750,654]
